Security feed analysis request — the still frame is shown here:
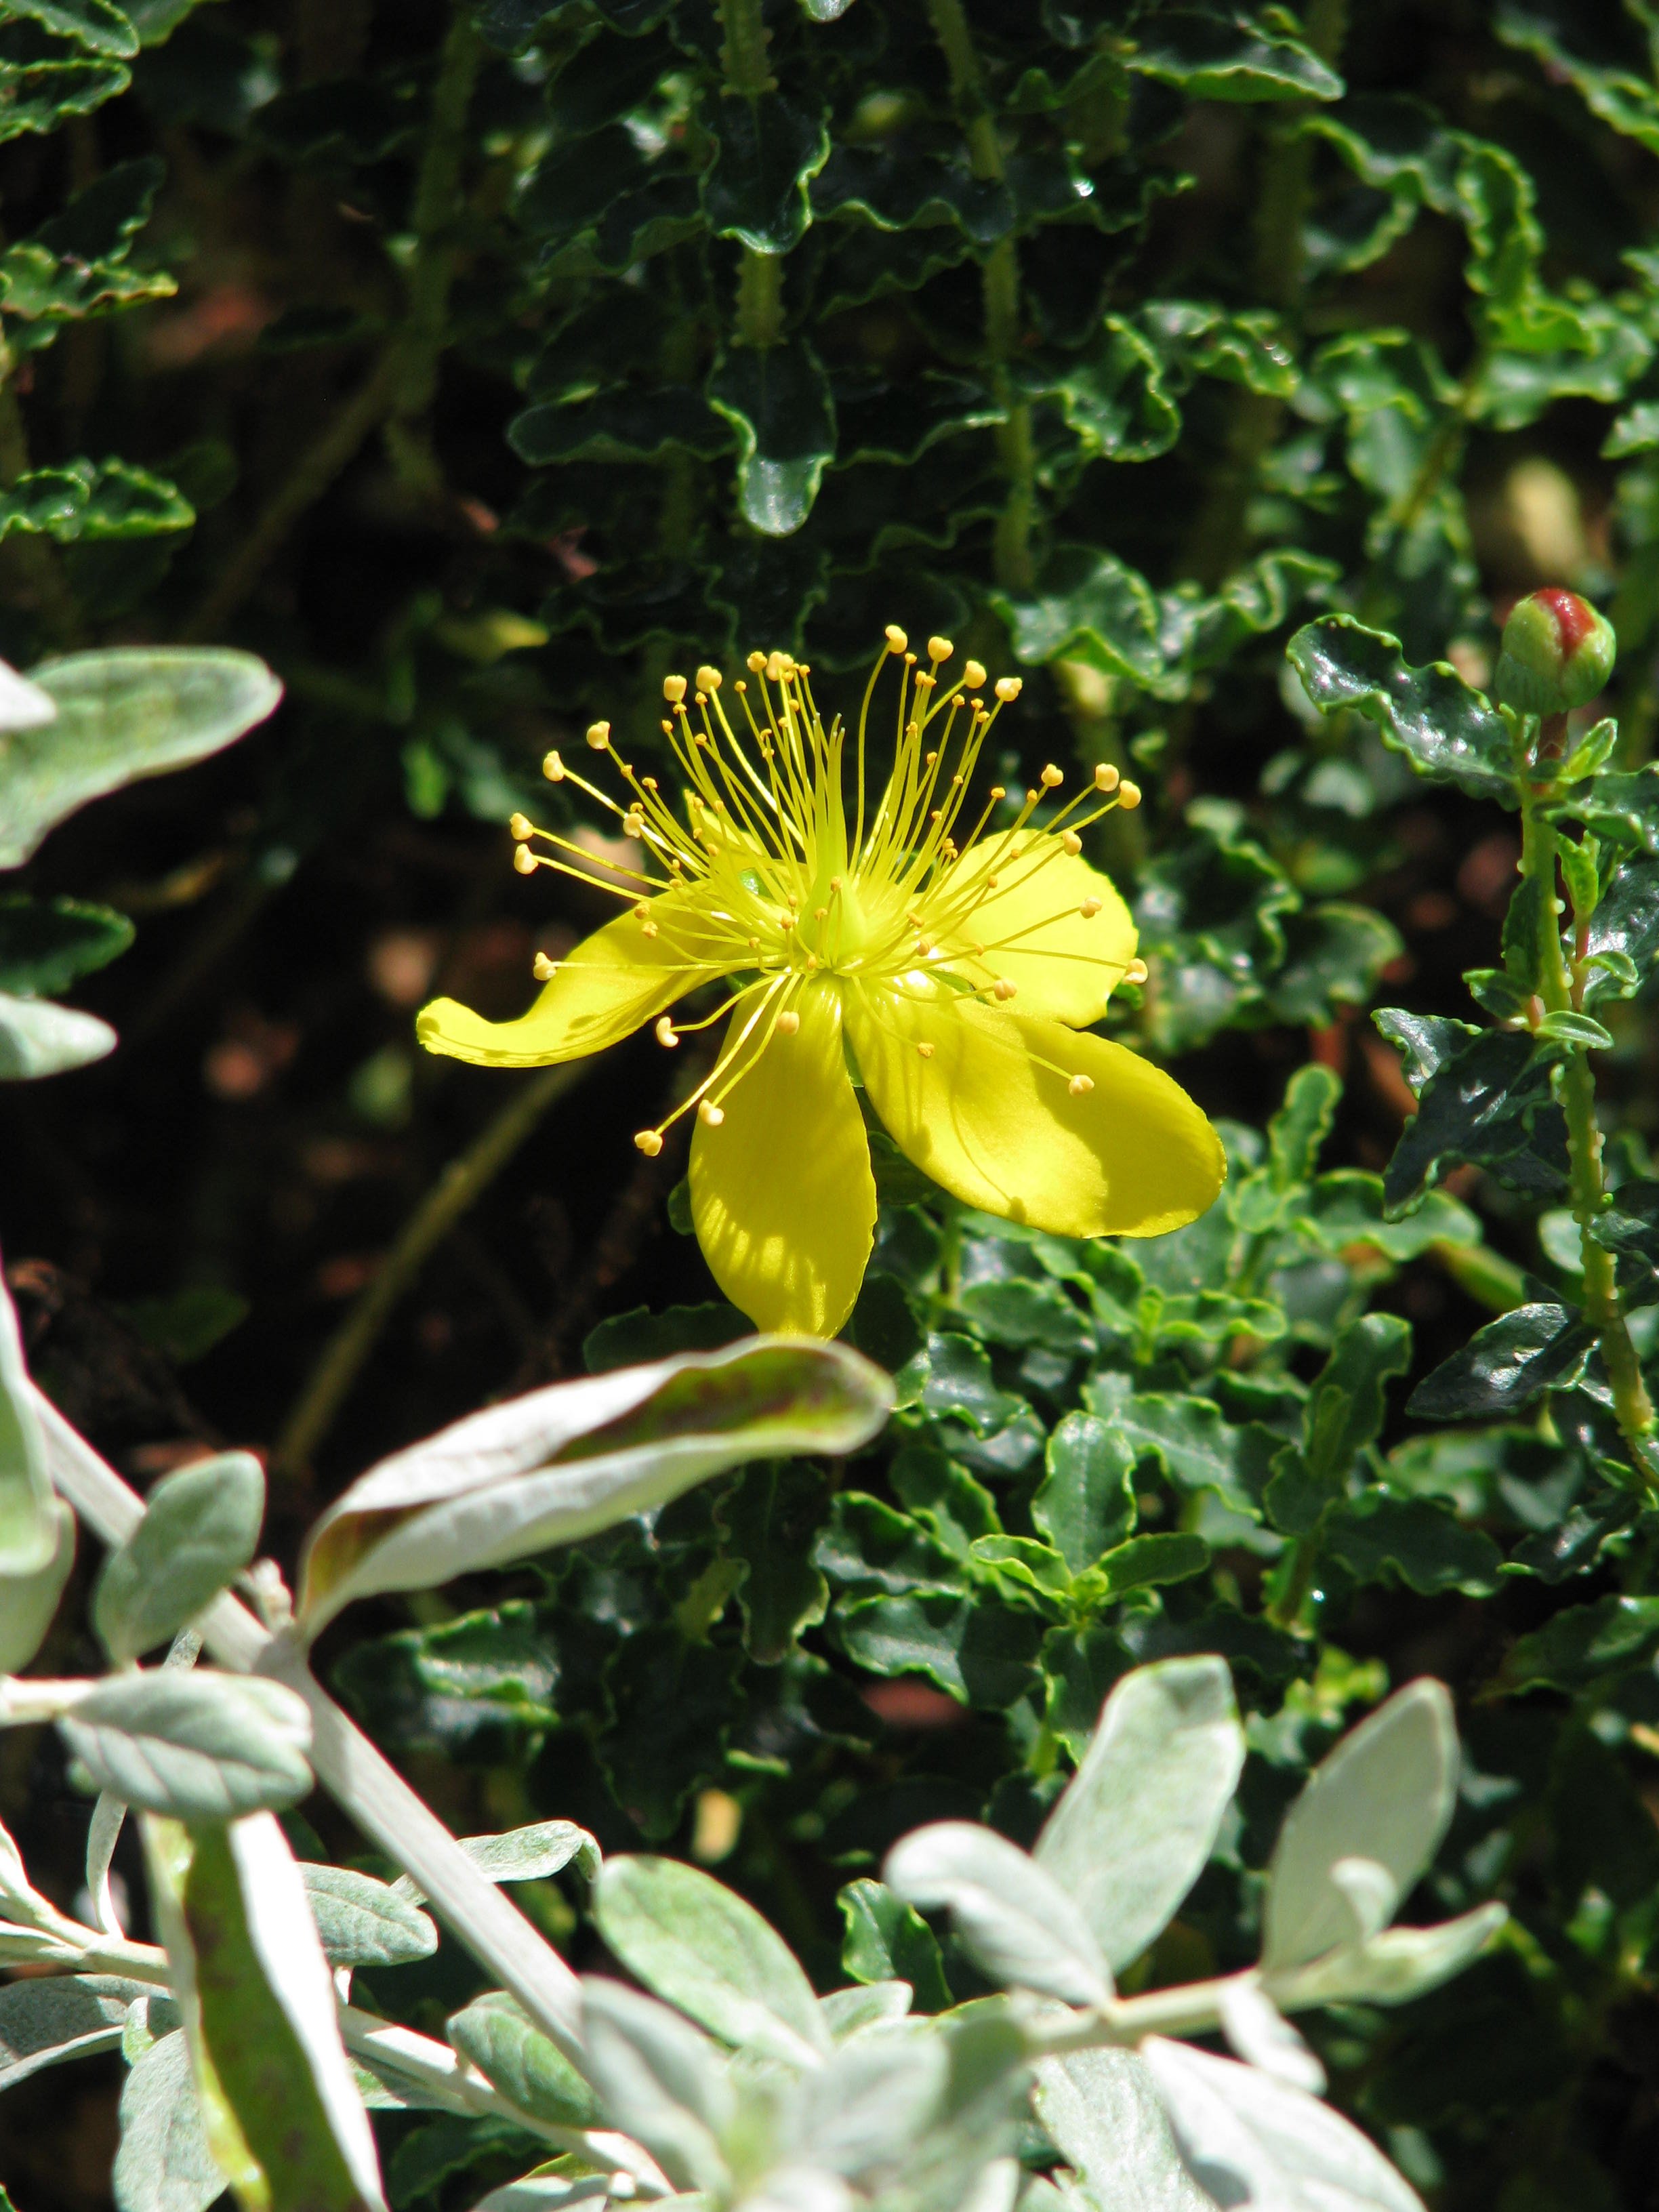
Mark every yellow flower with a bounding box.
[417,631,1224,1337]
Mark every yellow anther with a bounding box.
[747,651,767,672]
[766,651,791,681]
[917,1042,935,1059]
[586,720,611,750]
[815,906,829,922]
[777,1010,800,1034]
[885,624,908,652]
[917,938,935,956]
[661,720,674,735]
[925,750,938,766]
[964,659,987,689]
[663,674,687,703]
[512,844,538,876]
[985,875,999,890]
[697,664,722,691]
[779,914,795,930]
[543,749,565,781]
[633,901,649,918]
[1061,830,1082,856]
[655,1017,679,1048]
[747,936,760,951]
[1040,764,1063,788]
[1025,789,1038,805]
[1094,762,1120,792]
[699,1100,725,1127]
[1068,1073,1094,1097]
[634,1130,664,1157]
[533,951,556,980]
[830,876,843,891]
[509,813,534,841]
[914,671,937,689]
[994,978,1017,1001]
[994,676,1021,701]
[804,951,819,970]
[1118,780,1143,810]
[642,775,659,790]
[640,919,659,938]
[989,784,1006,800]
[1125,957,1149,985]
[623,811,645,838]
[927,634,954,662]
[1080,897,1103,918]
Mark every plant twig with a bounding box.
[275,1060,587,1474]
[35,1389,586,2055]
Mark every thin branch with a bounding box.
[274,1060,586,1474]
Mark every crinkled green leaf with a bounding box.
[838,1878,952,2012]
[1289,616,1513,799]
[707,339,836,537]
[1408,1303,1595,1420]
[701,87,828,254]
[1374,1012,1569,1211]
[0,457,192,542]
[834,1589,1043,1709]
[0,30,129,143]
[1500,1593,1659,1694]
[993,544,1162,686]
[1032,1412,1136,1577]
[0,894,132,995]
[1127,9,1343,101]
[1323,1492,1503,1597]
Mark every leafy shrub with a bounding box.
[7,2,1659,2209]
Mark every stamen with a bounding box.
[927,634,953,662]
[916,1042,935,1059]
[533,952,556,980]
[663,674,687,703]
[1040,764,1063,788]
[634,1130,663,1156]
[777,1010,800,1034]
[510,813,534,841]
[543,750,565,781]
[1125,957,1149,984]
[1094,763,1119,792]
[995,676,1021,701]
[698,664,722,691]
[1061,831,1082,855]
[512,845,538,876]
[964,659,987,689]
[993,978,1017,1000]
[586,720,611,750]
[655,1017,679,1048]
[1081,898,1103,918]
[698,1100,724,1126]
[1119,780,1143,810]
[1069,1074,1094,1097]
[885,624,907,653]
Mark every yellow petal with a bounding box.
[844,980,1223,1237]
[929,831,1136,1026]
[691,980,876,1336]
[416,895,728,1069]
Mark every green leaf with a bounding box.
[5,0,138,58]
[112,2030,224,2212]
[0,988,116,1076]
[1502,1593,1659,1693]
[508,388,732,468]
[594,1856,830,2064]
[884,1822,1112,2007]
[1305,1315,1412,1480]
[1288,616,1514,800]
[577,1980,730,2198]
[1496,0,1659,155]
[701,88,829,253]
[1269,1065,1341,1191]
[1559,764,1659,853]
[1374,1013,1569,1211]
[0,1267,56,1576]
[706,339,836,538]
[1091,1530,1212,1600]
[58,1670,313,1818]
[834,1589,1044,1708]
[92,1450,265,1662]
[716,1459,830,1662]
[838,1877,952,2010]
[1263,1679,1458,1970]
[0,30,129,144]
[298,1338,892,1635]
[1267,903,1404,1026]
[1105,1389,1277,1521]
[1035,1656,1244,1973]
[0,1495,75,1671]
[600,1625,740,1841]
[153,1814,385,2212]
[333,1602,560,1762]
[299,1865,437,1969]
[1408,1303,1595,1420]
[1127,9,1343,100]
[0,1971,135,2091]
[0,646,281,870]
[446,1992,597,2129]
[0,894,132,994]
[582,1303,749,1374]
[917,1332,1025,1435]
[1582,859,1659,1002]
[1032,1412,1136,1576]
[1322,1492,1503,1596]
[992,544,1162,687]
[0,458,192,541]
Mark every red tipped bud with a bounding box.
[1496,589,1616,714]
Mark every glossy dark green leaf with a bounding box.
[838,1878,952,2011]
[1269,1065,1340,1191]
[1557,766,1659,853]
[1288,616,1514,800]
[1324,1492,1502,1595]
[1305,1313,1412,1479]
[1103,1388,1276,1521]
[0,26,128,141]
[1508,1488,1640,1585]
[581,1302,749,1375]
[600,1624,740,1839]
[0,895,131,994]
[1495,0,1659,155]
[833,1589,1044,1709]
[708,338,836,537]
[333,1601,561,1762]
[1091,1530,1210,1600]
[702,88,829,253]
[993,544,1162,686]
[815,1492,962,1598]
[1408,1303,1595,1420]
[716,1460,830,1662]
[1587,1179,1659,1293]
[1500,1594,1659,1694]
[1032,1412,1136,1576]
[1582,858,1659,1004]
[1127,9,1343,101]
[508,389,732,467]
[917,1333,1025,1437]
[1374,1012,1569,1211]
[1266,902,1403,1027]
[7,0,138,58]
[0,458,191,541]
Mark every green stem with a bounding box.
[924,0,1033,592]
[0,330,80,645]
[1519,769,1659,1479]
[388,3,484,493]
[273,1060,584,1473]
[735,247,783,350]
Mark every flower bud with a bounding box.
[1495,589,1616,714]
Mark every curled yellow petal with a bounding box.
[930,832,1136,1026]
[844,980,1223,1237]
[417,895,729,1069]
[690,980,876,1336]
